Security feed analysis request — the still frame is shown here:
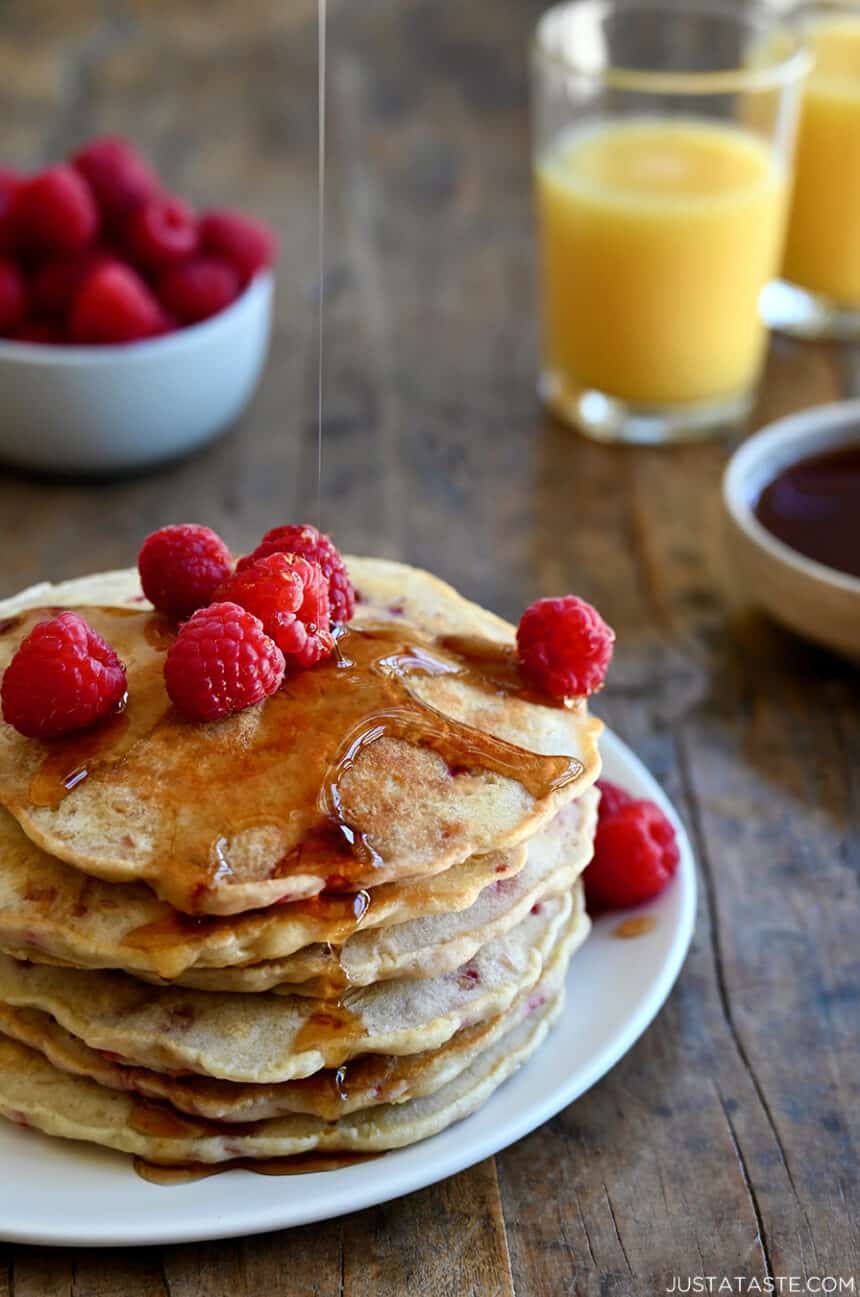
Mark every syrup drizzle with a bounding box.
[612,915,657,940]
[8,609,583,914]
[29,708,132,810]
[129,1092,381,1187]
[316,0,327,525]
[119,890,370,989]
[134,1150,379,1186]
[130,1098,236,1140]
[16,1016,407,1126]
[292,1001,364,1064]
[87,1035,414,1125]
[297,950,352,1000]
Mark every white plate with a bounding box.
[0,727,696,1247]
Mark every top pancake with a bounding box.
[0,559,602,915]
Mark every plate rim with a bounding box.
[0,726,696,1247]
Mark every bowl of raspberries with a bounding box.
[0,136,278,475]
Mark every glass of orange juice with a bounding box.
[532,1,810,444]
[762,2,860,339]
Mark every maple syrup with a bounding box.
[316,0,327,524]
[264,1051,405,1120]
[292,1001,364,1064]
[121,910,217,952]
[612,914,657,939]
[129,1098,230,1140]
[295,960,351,1000]
[120,889,371,958]
[4,609,583,914]
[28,708,131,810]
[754,443,860,579]
[133,1150,379,1185]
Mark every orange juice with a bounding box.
[536,118,788,407]
[782,16,860,305]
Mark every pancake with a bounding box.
[0,805,534,981]
[0,989,563,1165]
[0,889,576,1083]
[0,900,587,1122]
[0,791,594,990]
[0,560,602,916]
[174,792,596,995]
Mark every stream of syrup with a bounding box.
[316,0,327,525]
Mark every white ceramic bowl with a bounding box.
[723,400,860,662]
[0,271,273,475]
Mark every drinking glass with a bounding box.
[762,1,860,340]
[532,1,810,445]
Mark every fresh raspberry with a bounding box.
[0,170,21,254]
[585,798,680,912]
[72,136,160,226]
[198,209,278,284]
[138,524,234,619]
[218,552,334,668]
[11,319,63,344]
[596,779,633,819]
[158,256,240,324]
[0,260,26,333]
[125,195,198,271]
[276,559,334,668]
[69,263,162,344]
[217,551,303,620]
[238,524,354,625]
[1,611,127,740]
[31,249,117,318]
[13,164,99,254]
[517,595,615,698]
[163,602,285,723]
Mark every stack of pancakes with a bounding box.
[0,558,601,1176]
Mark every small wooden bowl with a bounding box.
[723,401,860,663]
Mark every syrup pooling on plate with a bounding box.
[133,1151,380,1185]
[2,608,584,914]
[612,915,657,940]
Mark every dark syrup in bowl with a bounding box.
[753,443,860,580]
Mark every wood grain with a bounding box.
[0,0,857,1292]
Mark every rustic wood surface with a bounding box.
[0,1,857,1292]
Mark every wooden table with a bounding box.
[0,1,857,1292]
